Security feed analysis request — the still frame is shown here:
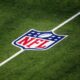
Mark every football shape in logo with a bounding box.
[38,33,52,38]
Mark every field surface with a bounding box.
[0,0,80,80]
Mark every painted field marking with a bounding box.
[0,12,80,67]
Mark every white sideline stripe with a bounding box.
[52,12,80,32]
[0,49,24,67]
[0,12,80,67]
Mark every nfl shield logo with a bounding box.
[12,29,67,50]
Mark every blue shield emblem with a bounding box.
[12,29,67,50]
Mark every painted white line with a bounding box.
[0,49,24,67]
[51,12,80,32]
[0,12,80,67]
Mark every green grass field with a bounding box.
[0,0,80,80]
